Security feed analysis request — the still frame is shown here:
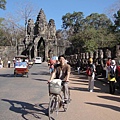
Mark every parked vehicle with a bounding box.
[34,57,42,64]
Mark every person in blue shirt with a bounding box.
[15,58,21,67]
[20,59,27,67]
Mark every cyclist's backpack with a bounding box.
[86,64,94,76]
[110,66,115,78]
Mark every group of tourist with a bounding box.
[82,57,120,94]
[48,55,120,106]
[13,58,28,68]
[105,58,120,94]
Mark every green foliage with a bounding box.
[110,10,120,44]
[62,12,117,53]
[62,11,84,33]
[114,10,120,29]
[84,13,113,30]
[0,0,6,10]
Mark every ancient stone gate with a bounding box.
[19,9,70,61]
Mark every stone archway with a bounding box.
[37,37,45,61]
[20,9,71,61]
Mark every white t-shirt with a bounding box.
[8,61,11,64]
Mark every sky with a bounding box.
[0,0,119,30]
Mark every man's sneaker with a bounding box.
[90,90,93,92]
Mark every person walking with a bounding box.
[8,60,11,68]
[48,55,71,103]
[108,60,116,94]
[76,59,81,74]
[86,58,96,92]
[116,60,120,92]
[105,58,111,80]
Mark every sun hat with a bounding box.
[111,60,116,65]
[89,58,93,62]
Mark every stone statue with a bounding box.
[85,52,89,59]
[89,52,94,58]
[48,19,56,39]
[94,50,98,59]
[105,49,111,58]
[27,19,34,36]
[116,45,120,58]
[82,53,85,59]
[99,49,103,59]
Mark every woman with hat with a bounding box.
[116,60,120,92]
[108,60,116,94]
[86,58,96,92]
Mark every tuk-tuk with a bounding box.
[14,55,29,77]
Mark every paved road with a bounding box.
[0,63,120,120]
[0,63,50,120]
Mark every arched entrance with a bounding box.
[37,37,45,61]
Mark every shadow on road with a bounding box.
[31,71,50,75]
[97,95,120,102]
[1,99,49,120]
[33,78,48,82]
[70,86,88,92]
[0,74,14,77]
[85,102,120,112]
[0,74,29,78]
[70,70,110,94]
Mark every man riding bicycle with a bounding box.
[48,55,71,104]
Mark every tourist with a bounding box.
[76,59,81,74]
[8,60,11,68]
[105,58,111,80]
[116,60,120,92]
[0,58,3,68]
[108,60,116,94]
[48,55,71,103]
[86,58,96,92]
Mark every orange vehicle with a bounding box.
[14,55,29,77]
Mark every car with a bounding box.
[34,57,42,64]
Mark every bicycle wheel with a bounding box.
[48,95,59,120]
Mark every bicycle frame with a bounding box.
[48,82,71,120]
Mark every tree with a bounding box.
[15,2,38,36]
[110,9,120,44]
[0,0,6,10]
[105,0,120,21]
[4,1,38,36]
[66,13,116,53]
[62,11,84,34]
[0,1,39,46]
[113,10,120,30]
[83,13,112,30]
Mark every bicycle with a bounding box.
[48,79,71,120]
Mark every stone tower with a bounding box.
[20,8,70,61]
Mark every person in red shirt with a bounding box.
[106,58,111,80]
[116,60,120,91]
[49,59,56,74]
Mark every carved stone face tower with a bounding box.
[24,8,69,61]
[33,9,57,60]
[34,9,48,36]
